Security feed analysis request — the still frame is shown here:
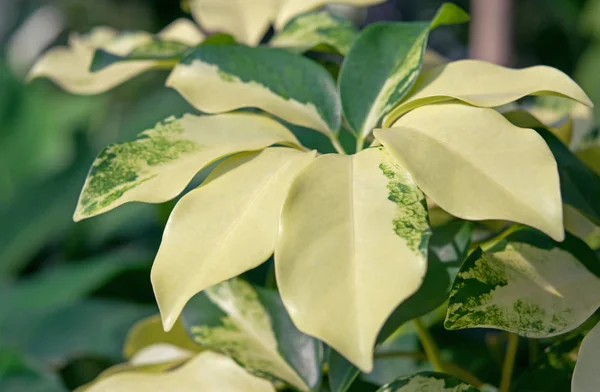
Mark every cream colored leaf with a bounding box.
[445,242,600,337]
[274,0,385,31]
[152,148,315,332]
[383,60,593,127]
[187,0,279,45]
[572,321,600,392]
[74,113,300,221]
[27,19,203,94]
[375,103,564,241]
[124,315,200,359]
[129,344,195,366]
[275,147,430,372]
[80,351,276,392]
[564,205,600,250]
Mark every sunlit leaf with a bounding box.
[384,60,592,126]
[376,103,564,241]
[79,351,275,392]
[445,229,600,338]
[74,113,300,220]
[339,3,469,137]
[182,279,322,391]
[166,44,341,136]
[271,11,357,55]
[376,372,479,391]
[276,147,430,372]
[572,321,600,392]
[152,148,315,331]
[28,19,203,94]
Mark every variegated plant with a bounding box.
[28,1,600,391]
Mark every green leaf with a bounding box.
[270,11,358,55]
[0,350,67,392]
[78,351,276,392]
[276,147,430,372]
[90,40,191,72]
[376,372,479,391]
[74,113,300,220]
[152,148,315,331]
[572,321,600,392]
[535,127,600,225]
[166,44,341,136]
[445,229,600,337]
[328,221,472,392]
[376,103,564,241]
[339,3,469,137]
[182,279,322,391]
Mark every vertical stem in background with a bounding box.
[355,134,365,153]
[413,318,444,372]
[330,135,347,155]
[500,333,519,392]
[470,0,513,66]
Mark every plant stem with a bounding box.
[355,134,365,153]
[330,135,347,155]
[500,333,519,392]
[413,318,444,372]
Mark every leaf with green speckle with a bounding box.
[166,44,341,136]
[182,279,322,392]
[270,11,358,55]
[377,372,479,392]
[445,229,600,337]
[339,3,469,138]
[74,113,301,220]
[276,147,430,372]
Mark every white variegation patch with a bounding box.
[187,280,309,391]
[74,113,300,220]
[445,243,600,337]
[166,60,333,136]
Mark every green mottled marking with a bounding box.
[189,280,306,390]
[379,150,430,255]
[271,11,357,55]
[380,372,477,392]
[217,69,237,83]
[129,39,189,59]
[78,117,200,216]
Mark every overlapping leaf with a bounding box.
[377,372,479,391]
[376,103,564,241]
[572,321,600,392]
[445,229,600,337]
[152,148,316,331]
[182,279,322,391]
[271,11,358,55]
[339,3,469,138]
[383,60,593,126]
[74,113,300,220]
[276,147,430,372]
[28,19,203,94]
[166,44,341,136]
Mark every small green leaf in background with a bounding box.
[270,11,358,55]
[0,350,67,392]
[167,44,341,136]
[182,278,322,392]
[445,229,600,338]
[339,3,469,138]
[376,371,479,391]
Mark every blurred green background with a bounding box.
[0,0,598,390]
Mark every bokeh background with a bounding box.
[0,0,598,390]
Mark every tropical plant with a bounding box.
[27,0,600,391]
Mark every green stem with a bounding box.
[355,134,365,153]
[330,135,347,155]
[500,333,519,392]
[413,318,444,372]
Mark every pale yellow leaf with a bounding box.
[123,315,200,359]
[27,19,203,94]
[375,103,564,241]
[572,321,600,392]
[383,60,593,127]
[129,344,195,366]
[275,147,429,372]
[80,351,276,392]
[74,113,300,221]
[274,0,385,30]
[187,0,279,45]
[152,148,316,332]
